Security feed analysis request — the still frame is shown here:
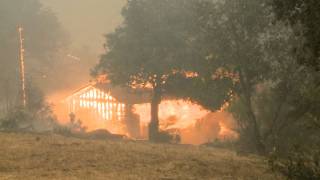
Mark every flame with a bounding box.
[48,87,126,134]
[135,100,238,144]
[74,88,126,133]
[49,88,238,144]
[218,121,238,140]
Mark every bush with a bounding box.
[152,131,177,143]
[0,105,60,133]
[52,124,72,136]
[269,147,320,180]
[67,113,87,133]
[203,139,236,150]
[52,113,87,137]
[0,108,34,131]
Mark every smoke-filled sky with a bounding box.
[43,0,127,53]
[40,0,127,96]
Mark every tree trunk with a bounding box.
[238,69,266,154]
[247,106,266,154]
[149,85,161,141]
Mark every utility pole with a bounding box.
[18,26,26,108]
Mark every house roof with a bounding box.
[66,83,152,105]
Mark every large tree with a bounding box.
[272,0,320,133]
[94,0,196,141]
[187,0,320,154]
[173,0,273,153]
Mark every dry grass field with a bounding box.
[0,132,282,180]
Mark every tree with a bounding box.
[272,0,320,70]
[0,0,66,112]
[181,0,273,153]
[272,0,320,133]
[189,0,320,155]
[0,78,58,132]
[94,0,196,141]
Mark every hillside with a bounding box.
[0,132,282,179]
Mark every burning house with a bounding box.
[61,82,237,144]
[64,83,151,138]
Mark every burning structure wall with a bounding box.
[134,101,238,144]
[58,84,237,144]
[66,85,126,122]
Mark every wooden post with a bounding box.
[18,26,26,108]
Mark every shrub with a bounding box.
[152,131,176,143]
[0,108,34,131]
[269,147,320,180]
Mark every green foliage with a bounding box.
[272,0,320,70]
[269,146,320,180]
[94,0,203,140]
[94,0,195,87]
[190,0,320,155]
[92,0,319,164]
[165,74,234,111]
[182,0,274,153]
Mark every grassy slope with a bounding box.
[0,133,282,180]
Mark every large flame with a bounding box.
[49,90,237,144]
[134,100,208,128]
[134,100,238,144]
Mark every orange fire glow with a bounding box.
[49,89,237,144]
[134,100,238,144]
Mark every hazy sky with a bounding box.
[43,0,127,53]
